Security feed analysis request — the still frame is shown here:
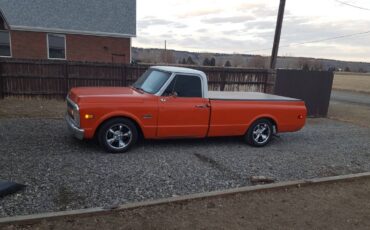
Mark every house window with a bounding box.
[0,31,11,57]
[47,34,66,59]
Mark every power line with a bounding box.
[334,0,370,11]
[246,30,370,53]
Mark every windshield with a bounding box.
[132,69,171,94]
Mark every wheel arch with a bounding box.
[247,115,279,134]
[94,113,144,140]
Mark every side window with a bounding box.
[164,75,202,98]
[0,30,11,57]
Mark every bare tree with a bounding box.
[231,54,245,67]
[248,56,267,68]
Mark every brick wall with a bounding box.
[10,30,131,64]
[67,34,131,64]
[11,31,47,59]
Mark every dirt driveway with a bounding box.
[2,175,370,230]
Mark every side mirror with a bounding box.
[171,91,178,97]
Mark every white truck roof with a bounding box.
[152,66,205,76]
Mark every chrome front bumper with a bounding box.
[65,114,84,140]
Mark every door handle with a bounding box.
[195,104,209,109]
[160,98,167,102]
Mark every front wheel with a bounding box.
[98,118,138,153]
[245,119,273,147]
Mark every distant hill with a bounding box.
[132,47,370,73]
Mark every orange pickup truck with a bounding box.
[66,66,306,153]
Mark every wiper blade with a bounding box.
[131,86,145,94]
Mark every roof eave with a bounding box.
[10,25,136,38]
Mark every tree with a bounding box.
[344,67,351,72]
[186,56,195,65]
[231,54,245,67]
[210,57,216,66]
[358,67,366,73]
[302,63,310,71]
[297,58,310,71]
[248,56,267,68]
[160,50,176,64]
[203,58,210,66]
[310,60,323,71]
[181,58,186,64]
[224,60,232,67]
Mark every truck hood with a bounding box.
[69,87,146,104]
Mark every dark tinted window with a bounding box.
[48,34,66,59]
[0,31,10,57]
[165,75,202,98]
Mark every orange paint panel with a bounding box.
[157,97,210,138]
[208,100,306,137]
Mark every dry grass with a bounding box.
[0,97,65,118]
[334,72,370,94]
[328,101,370,128]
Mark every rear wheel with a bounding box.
[98,118,138,153]
[245,119,273,147]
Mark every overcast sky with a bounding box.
[133,0,370,62]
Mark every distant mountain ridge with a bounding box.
[132,47,370,72]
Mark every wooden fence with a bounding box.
[0,59,275,99]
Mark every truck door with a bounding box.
[157,74,210,138]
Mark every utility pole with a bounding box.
[164,40,167,63]
[270,0,286,69]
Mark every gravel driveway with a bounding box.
[1,118,370,217]
[331,90,370,106]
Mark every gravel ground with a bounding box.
[0,118,370,217]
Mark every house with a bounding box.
[0,0,136,64]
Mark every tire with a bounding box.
[245,119,273,147]
[98,118,138,153]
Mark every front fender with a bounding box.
[89,111,144,139]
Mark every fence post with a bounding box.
[121,65,127,86]
[64,63,69,97]
[220,70,226,91]
[0,62,4,99]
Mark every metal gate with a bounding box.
[274,69,334,117]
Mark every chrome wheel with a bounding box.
[252,123,271,145]
[105,124,132,150]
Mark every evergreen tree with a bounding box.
[224,60,232,67]
[186,56,195,65]
[210,57,216,66]
[203,58,210,66]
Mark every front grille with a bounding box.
[67,100,75,119]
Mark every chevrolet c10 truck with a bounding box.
[66,66,307,153]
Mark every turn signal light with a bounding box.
[84,114,94,119]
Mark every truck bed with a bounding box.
[208,91,300,101]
